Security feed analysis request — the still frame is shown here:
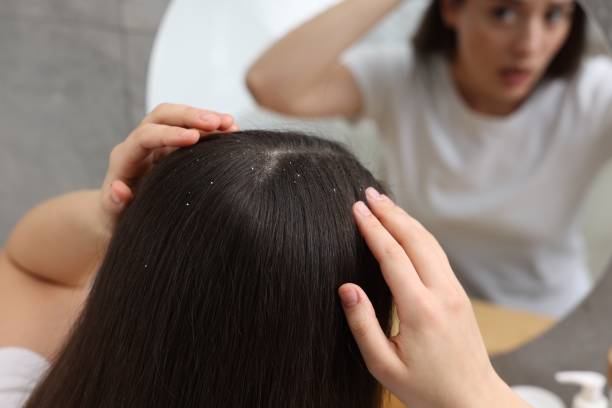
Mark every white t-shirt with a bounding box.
[0,348,48,407]
[343,45,612,317]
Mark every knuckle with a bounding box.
[349,319,370,340]
[411,295,437,324]
[446,288,469,314]
[381,243,405,261]
[153,102,171,113]
[149,103,171,119]
[182,104,196,114]
[109,144,123,162]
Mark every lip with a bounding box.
[498,68,533,87]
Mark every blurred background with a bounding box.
[1,0,612,284]
[0,0,167,233]
[0,0,167,241]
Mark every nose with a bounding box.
[512,18,545,59]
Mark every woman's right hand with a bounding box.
[339,188,528,408]
[99,103,238,233]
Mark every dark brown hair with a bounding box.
[413,0,586,78]
[26,131,392,408]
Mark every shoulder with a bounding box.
[570,56,612,102]
[578,56,612,79]
[536,56,612,113]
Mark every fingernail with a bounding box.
[110,191,121,205]
[199,113,217,125]
[354,201,372,216]
[340,288,359,307]
[366,187,383,201]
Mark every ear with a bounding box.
[440,0,460,29]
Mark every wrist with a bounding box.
[452,369,524,408]
[471,372,528,408]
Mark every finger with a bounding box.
[353,201,425,301]
[218,114,235,131]
[109,126,198,181]
[365,188,449,288]
[144,103,230,132]
[111,180,134,205]
[136,125,200,150]
[102,180,133,213]
[227,124,240,132]
[152,146,179,164]
[338,283,405,385]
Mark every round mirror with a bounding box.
[148,0,612,362]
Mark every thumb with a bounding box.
[338,283,404,384]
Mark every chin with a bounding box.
[497,83,536,106]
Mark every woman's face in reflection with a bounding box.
[442,0,576,115]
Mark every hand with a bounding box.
[338,188,519,408]
[99,103,238,232]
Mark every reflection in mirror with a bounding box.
[149,0,612,322]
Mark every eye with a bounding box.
[491,6,518,24]
[545,6,570,24]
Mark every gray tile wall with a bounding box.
[0,0,169,243]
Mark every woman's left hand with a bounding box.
[99,103,238,232]
[338,189,527,408]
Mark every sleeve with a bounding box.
[575,57,612,160]
[0,348,49,407]
[340,43,413,124]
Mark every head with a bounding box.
[414,0,586,113]
[26,131,392,408]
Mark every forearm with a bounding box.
[246,0,402,109]
[5,190,111,288]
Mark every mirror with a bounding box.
[149,0,612,323]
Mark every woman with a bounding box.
[246,0,612,317]
[0,104,527,407]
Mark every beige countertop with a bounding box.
[384,299,556,408]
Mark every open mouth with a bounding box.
[499,68,533,87]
